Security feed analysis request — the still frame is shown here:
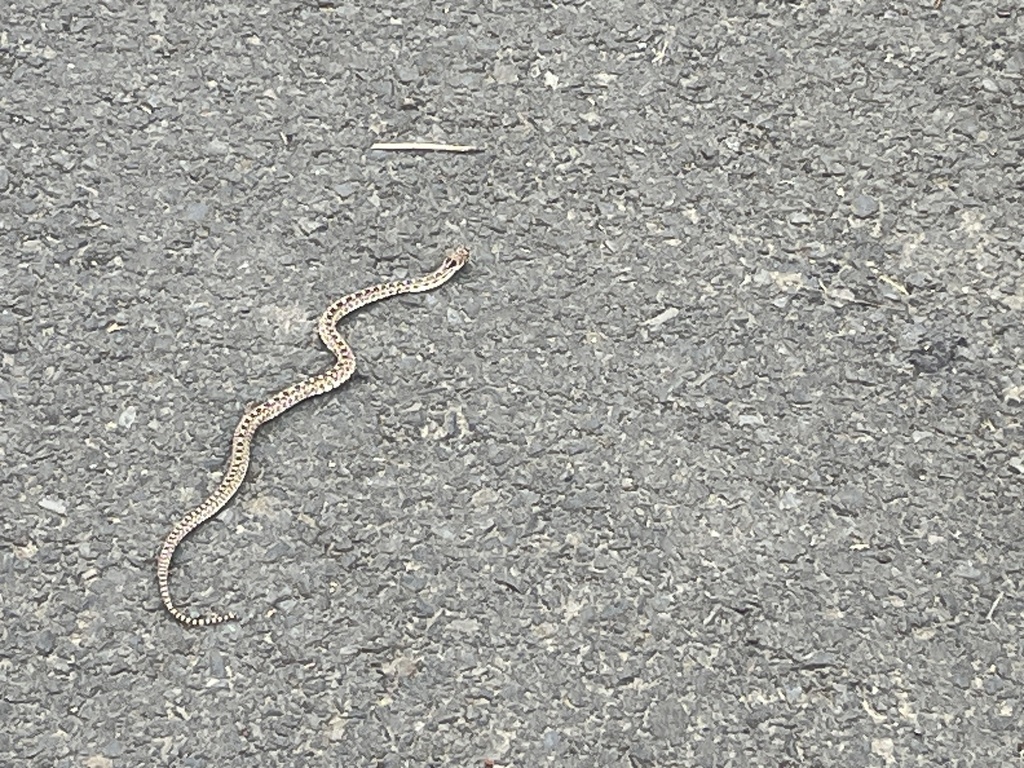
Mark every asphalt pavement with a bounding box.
[2,1,1022,766]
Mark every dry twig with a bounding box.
[369,141,481,153]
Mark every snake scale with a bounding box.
[157,247,469,626]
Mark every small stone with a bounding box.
[118,405,137,429]
[778,488,800,510]
[333,182,358,199]
[784,683,803,704]
[446,617,481,634]
[845,367,874,384]
[493,61,518,84]
[821,156,846,175]
[185,203,208,221]
[788,211,812,225]
[951,661,974,689]
[909,338,957,373]
[795,651,836,670]
[396,65,418,83]
[871,738,894,761]
[38,498,67,514]
[952,562,982,580]
[831,287,856,303]
[209,649,226,678]
[851,194,879,218]
[0,313,19,353]
[777,540,805,563]
[296,217,326,236]
[102,740,124,758]
[36,630,56,655]
[263,542,291,562]
[983,676,1004,694]
[832,486,865,516]
[325,715,347,741]
[789,386,813,405]
[644,307,679,327]
[939,591,961,616]
[0,166,9,191]
[980,78,999,93]
[52,152,76,172]
[412,599,436,618]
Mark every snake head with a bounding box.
[442,247,470,271]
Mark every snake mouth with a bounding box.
[443,247,470,270]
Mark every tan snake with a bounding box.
[157,247,469,626]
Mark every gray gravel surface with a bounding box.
[3,1,1023,766]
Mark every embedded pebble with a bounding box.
[117,406,137,429]
[851,194,879,218]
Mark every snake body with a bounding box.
[157,248,469,626]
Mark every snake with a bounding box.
[156,247,469,627]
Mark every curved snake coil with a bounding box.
[156,247,469,626]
